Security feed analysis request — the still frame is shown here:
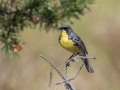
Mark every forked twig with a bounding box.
[40,54,78,90]
[67,64,84,82]
[40,54,96,90]
[56,64,84,85]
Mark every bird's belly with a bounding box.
[60,38,80,53]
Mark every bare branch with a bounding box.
[56,64,84,85]
[74,56,96,60]
[68,64,84,81]
[64,66,67,79]
[40,54,65,80]
[66,55,96,66]
[48,66,53,87]
[54,85,59,90]
[40,54,95,90]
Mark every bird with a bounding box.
[58,25,94,73]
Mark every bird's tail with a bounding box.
[79,53,94,73]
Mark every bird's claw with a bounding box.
[65,57,79,67]
[72,57,79,62]
[65,60,70,67]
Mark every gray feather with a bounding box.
[79,52,94,73]
[68,31,88,54]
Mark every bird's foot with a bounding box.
[65,59,71,67]
[65,54,78,66]
[72,57,79,62]
[65,56,79,67]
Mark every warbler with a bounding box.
[58,25,94,73]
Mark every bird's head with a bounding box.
[59,25,73,34]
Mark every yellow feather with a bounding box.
[59,30,80,53]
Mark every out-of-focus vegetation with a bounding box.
[0,0,120,90]
[0,0,94,56]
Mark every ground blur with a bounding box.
[0,0,120,90]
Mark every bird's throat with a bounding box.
[61,30,68,37]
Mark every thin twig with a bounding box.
[54,85,59,90]
[56,64,84,85]
[66,55,96,66]
[48,66,53,87]
[64,66,67,79]
[40,54,94,90]
[68,64,84,81]
[64,54,78,80]
[74,56,96,60]
[40,54,65,80]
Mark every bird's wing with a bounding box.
[68,33,88,54]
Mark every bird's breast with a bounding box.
[59,31,80,53]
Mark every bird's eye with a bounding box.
[64,27,68,30]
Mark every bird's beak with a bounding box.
[59,27,63,30]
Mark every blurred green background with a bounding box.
[0,0,120,90]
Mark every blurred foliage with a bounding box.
[0,0,120,90]
[0,0,94,57]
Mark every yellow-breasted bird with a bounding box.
[58,25,94,73]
